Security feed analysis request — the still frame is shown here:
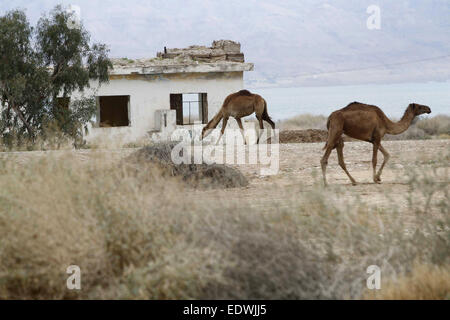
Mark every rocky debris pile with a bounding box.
[111,40,245,69]
[157,40,245,63]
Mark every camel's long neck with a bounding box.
[386,107,415,135]
[206,111,223,130]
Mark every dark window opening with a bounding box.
[98,95,130,127]
[170,93,207,125]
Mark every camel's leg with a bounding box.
[321,146,333,186]
[375,144,390,182]
[215,116,229,145]
[264,119,275,144]
[256,117,264,144]
[372,141,381,183]
[321,116,345,186]
[336,138,357,185]
[236,118,247,145]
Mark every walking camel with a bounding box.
[201,90,275,144]
[321,102,431,186]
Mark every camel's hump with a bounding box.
[343,101,377,109]
[346,101,364,107]
[237,89,252,96]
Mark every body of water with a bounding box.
[255,82,450,121]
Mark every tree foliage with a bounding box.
[0,6,112,148]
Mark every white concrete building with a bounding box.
[78,40,253,145]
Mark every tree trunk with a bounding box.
[11,102,34,138]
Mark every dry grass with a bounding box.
[0,127,74,152]
[416,115,450,136]
[0,148,448,299]
[278,114,327,131]
[365,263,450,300]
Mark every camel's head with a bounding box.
[201,125,211,140]
[410,103,431,116]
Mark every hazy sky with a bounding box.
[2,1,450,86]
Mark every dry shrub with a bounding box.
[0,153,183,299]
[416,115,450,136]
[0,156,109,298]
[0,149,448,299]
[0,126,74,152]
[0,119,89,152]
[365,263,450,300]
[114,246,227,299]
[127,143,248,189]
[200,213,336,299]
[385,114,450,141]
[385,126,428,141]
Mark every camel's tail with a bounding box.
[262,99,275,129]
[323,115,343,150]
[322,117,331,150]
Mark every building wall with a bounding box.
[83,71,244,144]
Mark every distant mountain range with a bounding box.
[3,0,450,87]
[236,0,450,87]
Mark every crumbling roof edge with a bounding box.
[110,62,254,75]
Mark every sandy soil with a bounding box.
[192,139,450,214]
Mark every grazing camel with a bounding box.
[321,102,431,186]
[201,90,275,144]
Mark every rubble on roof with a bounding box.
[110,40,250,72]
[157,40,244,63]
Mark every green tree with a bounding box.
[0,6,112,148]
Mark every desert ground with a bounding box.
[201,139,449,210]
[0,138,448,299]
[2,139,448,213]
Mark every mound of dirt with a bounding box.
[127,143,248,189]
[279,129,354,144]
[279,129,328,143]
